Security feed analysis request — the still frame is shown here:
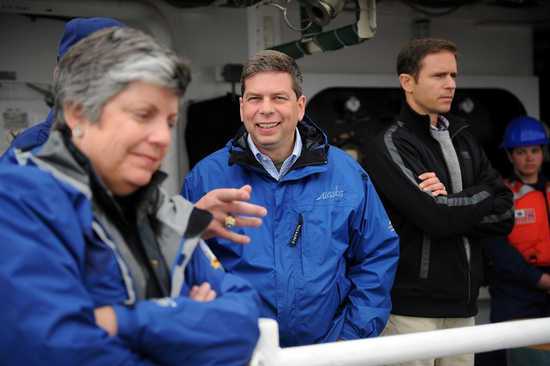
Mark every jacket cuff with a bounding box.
[184,208,213,238]
[340,319,374,340]
[113,304,140,348]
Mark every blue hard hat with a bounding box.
[501,116,549,149]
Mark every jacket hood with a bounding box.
[58,17,125,60]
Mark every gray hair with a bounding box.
[53,27,191,129]
[240,50,303,98]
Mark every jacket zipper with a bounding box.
[289,213,303,247]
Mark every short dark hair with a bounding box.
[240,50,303,98]
[396,38,457,79]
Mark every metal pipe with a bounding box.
[270,0,376,59]
[251,317,550,366]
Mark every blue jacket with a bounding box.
[0,110,53,161]
[0,131,260,365]
[182,118,399,347]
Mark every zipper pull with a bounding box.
[289,213,303,247]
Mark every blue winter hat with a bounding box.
[57,17,125,60]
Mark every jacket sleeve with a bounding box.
[484,237,544,288]
[337,173,400,340]
[0,171,155,366]
[113,239,261,366]
[181,172,204,203]
[466,147,514,238]
[363,129,511,240]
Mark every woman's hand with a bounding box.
[195,185,267,244]
[189,282,217,302]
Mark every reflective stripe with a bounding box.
[384,123,491,206]
[16,148,92,198]
[156,194,194,237]
[419,234,431,279]
[434,191,490,206]
[13,148,32,166]
[28,155,92,199]
[513,184,535,201]
[170,240,225,298]
[463,237,471,262]
[92,221,136,305]
[481,208,514,224]
[170,236,200,298]
[200,241,224,271]
[384,122,419,187]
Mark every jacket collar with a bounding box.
[397,100,468,139]
[228,115,329,172]
[34,128,166,205]
[509,172,549,192]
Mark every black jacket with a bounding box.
[364,102,514,317]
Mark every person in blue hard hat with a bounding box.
[485,116,550,366]
[0,17,124,160]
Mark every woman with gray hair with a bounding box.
[0,26,265,365]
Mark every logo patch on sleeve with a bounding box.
[515,208,536,224]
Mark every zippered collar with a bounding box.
[397,100,469,140]
[34,128,167,213]
[228,115,329,173]
[509,172,549,193]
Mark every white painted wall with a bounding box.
[295,18,532,76]
[0,0,537,193]
[0,14,61,84]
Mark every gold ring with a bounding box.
[224,215,236,229]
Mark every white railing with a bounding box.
[250,317,550,366]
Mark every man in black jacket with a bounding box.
[363,38,514,366]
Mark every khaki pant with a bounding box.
[381,314,475,366]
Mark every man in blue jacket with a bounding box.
[0,17,124,159]
[182,50,399,347]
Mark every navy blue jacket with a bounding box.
[0,110,53,161]
[182,118,399,347]
[0,132,261,365]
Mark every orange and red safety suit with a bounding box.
[506,180,550,266]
